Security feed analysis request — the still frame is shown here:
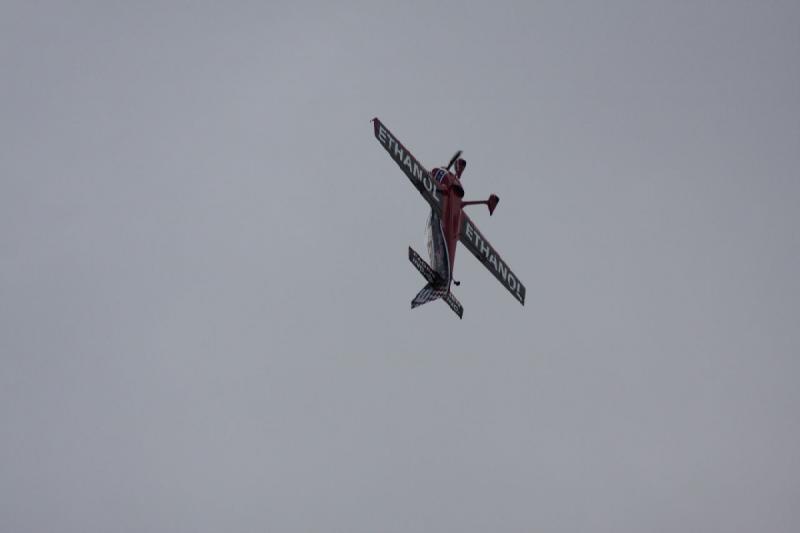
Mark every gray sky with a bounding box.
[2,1,799,532]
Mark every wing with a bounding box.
[460,213,526,305]
[372,118,441,212]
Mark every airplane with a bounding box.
[372,117,526,319]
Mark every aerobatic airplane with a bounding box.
[372,118,526,318]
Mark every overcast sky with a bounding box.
[2,1,799,532]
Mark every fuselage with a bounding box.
[429,166,466,287]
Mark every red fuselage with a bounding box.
[432,167,466,279]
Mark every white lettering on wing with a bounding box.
[480,240,490,258]
[413,162,423,181]
[498,261,508,281]
[507,273,518,291]
[423,174,433,192]
[384,131,436,201]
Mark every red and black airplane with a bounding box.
[372,118,526,318]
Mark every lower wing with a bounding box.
[459,213,526,305]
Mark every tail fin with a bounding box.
[411,282,445,309]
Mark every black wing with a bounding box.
[460,213,526,305]
[372,118,441,213]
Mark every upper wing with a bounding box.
[372,118,441,212]
[460,213,526,305]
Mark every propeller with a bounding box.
[445,150,462,171]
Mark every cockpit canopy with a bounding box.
[432,167,464,197]
[432,167,448,184]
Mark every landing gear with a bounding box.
[461,194,500,215]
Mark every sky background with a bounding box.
[2,1,799,532]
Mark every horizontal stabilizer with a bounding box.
[409,247,463,319]
[443,291,464,319]
[408,246,441,285]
